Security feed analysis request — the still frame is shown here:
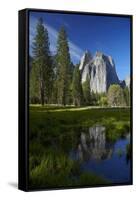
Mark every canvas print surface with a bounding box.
[28,10,132,189]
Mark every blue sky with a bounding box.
[29,11,131,80]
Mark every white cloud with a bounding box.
[29,16,83,63]
[69,41,83,60]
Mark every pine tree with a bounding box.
[30,61,40,104]
[30,18,53,105]
[82,74,91,105]
[50,55,58,104]
[69,62,75,104]
[56,27,71,106]
[72,66,83,106]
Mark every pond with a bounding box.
[29,122,131,188]
[70,125,130,183]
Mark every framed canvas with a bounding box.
[19,8,133,191]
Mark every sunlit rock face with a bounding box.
[79,51,120,93]
[79,51,93,83]
[79,50,92,71]
[77,125,113,161]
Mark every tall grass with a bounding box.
[29,151,108,188]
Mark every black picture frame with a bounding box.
[19,8,133,191]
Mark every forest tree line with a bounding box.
[30,18,130,107]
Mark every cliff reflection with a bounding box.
[77,125,113,161]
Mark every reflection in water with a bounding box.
[77,125,113,161]
[70,125,130,183]
[30,123,131,186]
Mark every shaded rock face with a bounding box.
[120,75,130,89]
[79,51,120,93]
[120,80,126,89]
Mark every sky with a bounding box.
[29,11,131,80]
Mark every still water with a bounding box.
[70,125,130,183]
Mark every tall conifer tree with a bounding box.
[30,18,53,105]
[72,66,83,106]
[56,27,71,105]
[82,74,91,105]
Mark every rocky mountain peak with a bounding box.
[95,51,104,57]
[79,51,120,93]
[79,50,92,71]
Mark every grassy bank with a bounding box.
[30,106,130,128]
[29,106,130,140]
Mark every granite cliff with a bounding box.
[79,51,121,93]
